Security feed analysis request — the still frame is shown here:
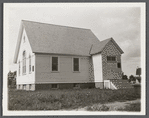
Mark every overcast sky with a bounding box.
[6,3,143,76]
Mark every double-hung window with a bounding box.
[22,51,26,74]
[52,84,58,89]
[18,61,20,76]
[23,84,26,90]
[117,63,121,68]
[107,56,116,62]
[52,57,58,71]
[73,58,79,72]
[32,66,34,72]
[29,55,31,73]
[29,84,32,90]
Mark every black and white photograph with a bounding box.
[3,3,146,115]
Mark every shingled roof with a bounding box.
[24,20,100,55]
[90,38,124,55]
[14,20,123,63]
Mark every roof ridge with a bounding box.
[90,37,114,55]
[100,37,113,42]
[92,37,112,47]
[22,20,91,31]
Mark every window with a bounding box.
[73,83,80,88]
[107,56,116,62]
[29,55,31,73]
[52,84,58,89]
[117,63,121,68]
[52,57,58,71]
[32,66,34,72]
[22,51,26,74]
[23,84,26,90]
[29,84,32,90]
[73,58,79,71]
[18,61,20,76]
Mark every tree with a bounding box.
[8,71,13,86]
[122,75,128,80]
[129,75,136,83]
[122,72,128,80]
[7,71,16,87]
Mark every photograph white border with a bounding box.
[3,3,146,116]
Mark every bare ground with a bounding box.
[74,99,140,111]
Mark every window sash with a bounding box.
[107,56,116,61]
[23,85,26,90]
[29,56,31,72]
[117,63,121,68]
[73,58,79,71]
[29,65,31,72]
[29,84,31,90]
[19,62,20,76]
[32,66,34,72]
[52,84,58,88]
[22,51,26,74]
[52,57,58,71]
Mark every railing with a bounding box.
[110,81,117,89]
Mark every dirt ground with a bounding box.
[74,99,140,111]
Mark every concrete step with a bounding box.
[110,79,134,89]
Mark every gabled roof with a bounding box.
[23,20,102,56]
[13,20,124,63]
[90,38,124,55]
[14,20,101,63]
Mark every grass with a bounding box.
[118,102,141,112]
[87,104,109,111]
[8,88,140,110]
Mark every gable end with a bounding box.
[13,21,33,63]
[102,38,124,55]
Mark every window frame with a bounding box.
[29,55,31,73]
[32,66,34,72]
[107,56,116,62]
[29,84,32,90]
[23,84,26,90]
[117,62,121,68]
[51,56,59,72]
[22,51,26,75]
[51,84,58,89]
[72,57,80,72]
[18,61,20,76]
[73,83,80,88]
